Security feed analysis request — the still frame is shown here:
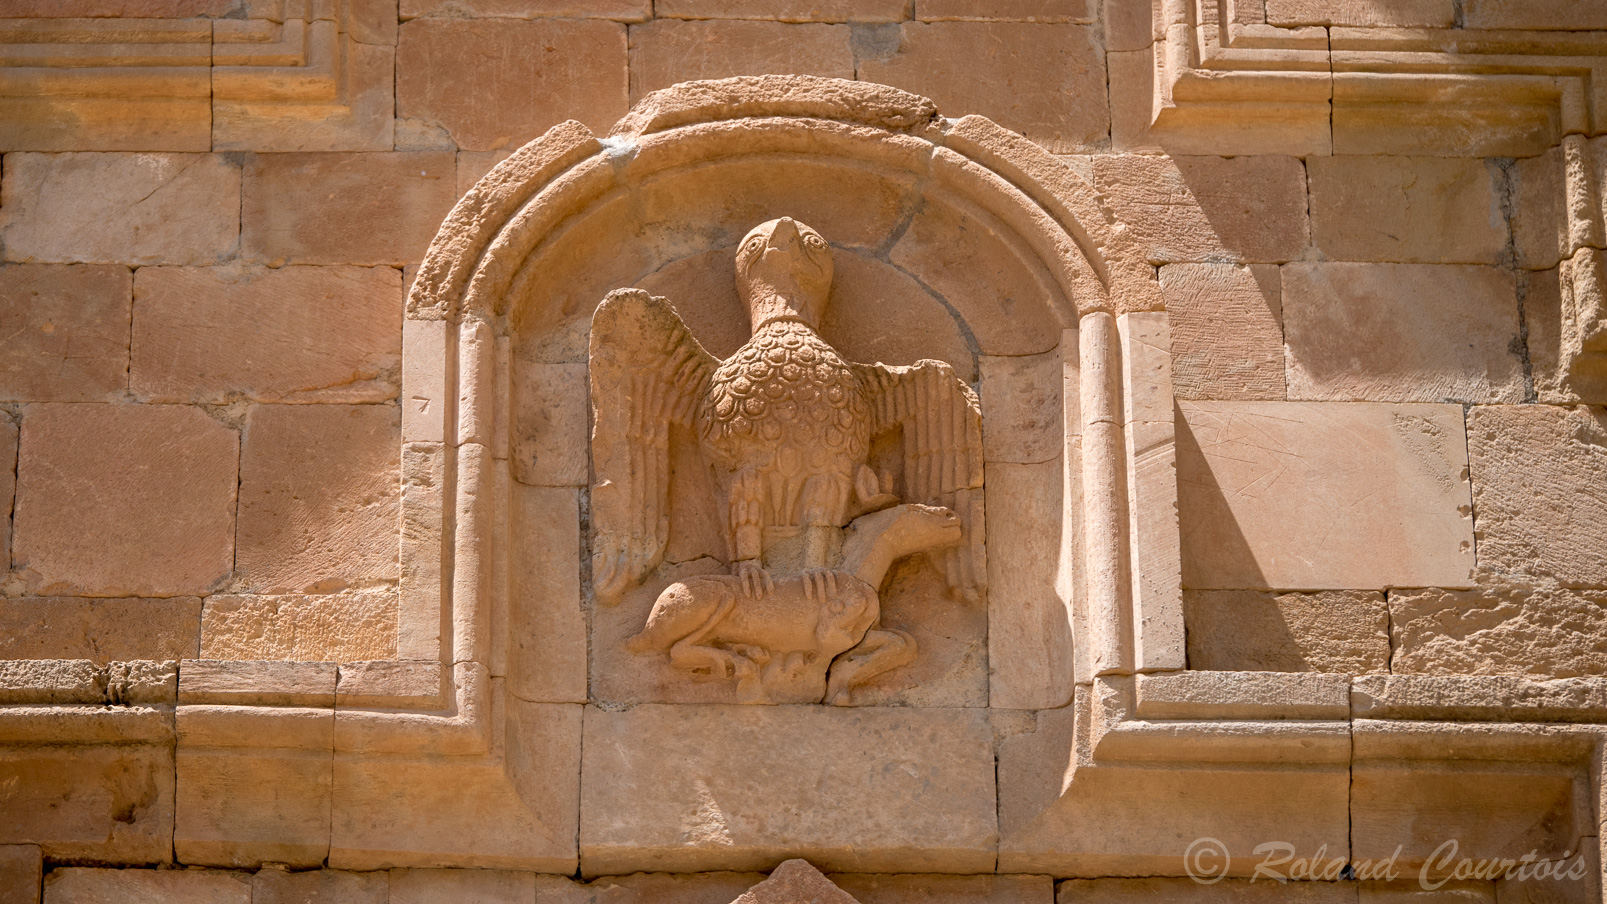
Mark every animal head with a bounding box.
[734,217,834,331]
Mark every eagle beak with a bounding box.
[766,217,800,253]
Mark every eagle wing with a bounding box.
[588,288,718,604]
[852,359,987,600]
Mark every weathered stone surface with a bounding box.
[398,19,627,151]
[236,404,400,594]
[980,351,1063,464]
[1467,405,1607,586]
[44,868,250,904]
[1177,401,1475,591]
[0,743,174,863]
[511,362,590,486]
[252,869,386,904]
[12,404,237,597]
[1159,263,1284,401]
[1185,589,1390,673]
[580,705,997,873]
[0,845,38,904]
[858,23,1108,154]
[630,20,855,100]
[1307,156,1508,265]
[661,0,905,20]
[917,0,1093,21]
[509,486,587,703]
[1056,878,1356,902]
[1358,881,1494,903]
[1281,262,1524,404]
[242,153,457,267]
[403,0,648,17]
[1464,0,1607,28]
[199,591,398,662]
[132,265,402,404]
[836,873,1054,902]
[180,661,336,707]
[1266,0,1453,26]
[1134,670,1351,720]
[0,153,239,266]
[1090,155,1310,264]
[0,264,131,402]
[988,458,1074,709]
[534,872,762,902]
[0,659,175,706]
[733,860,857,903]
[0,415,13,572]
[0,597,201,663]
[1391,586,1607,679]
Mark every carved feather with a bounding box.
[588,288,718,604]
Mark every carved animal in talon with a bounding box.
[589,216,985,702]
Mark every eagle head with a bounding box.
[735,217,834,331]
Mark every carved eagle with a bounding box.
[588,217,985,605]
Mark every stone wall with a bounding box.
[1,0,1606,902]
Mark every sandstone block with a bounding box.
[511,363,590,486]
[199,591,399,662]
[1056,878,1356,902]
[398,442,445,661]
[179,661,337,707]
[858,23,1108,154]
[1307,156,1508,265]
[733,861,856,903]
[132,265,402,404]
[988,458,1074,709]
[631,20,854,100]
[1281,263,1524,404]
[252,869,386,904]
[0,415,13,571]
[1134,670,1351,720]
[0,846,38,904]
[660,0,905,19]
[1464,0,1607,28]
[1266,0,1453,26]
[1159,264,1284,401]
[836,873,1054,902]
[509,485,587,703]
[390,869,536,904]
[335,661,443,709]
[533,872,763,902]
[1467,405,1607,586]
[1391,586,1607,679]
[455,150,514,199]
[1090,155,1309,264]
[236,404,400,594]
[43,868,250,904]
[0,153,239,266]
[1184,589,1389,673]
[1177,401,1474,591]
[0,597,201,663]
[980,350,1064,464]
[917,0,1094,21]
[12,404,237,597]
[1358,881,1494,903]
[397,19,627,151]
[242,153,457,267]
[1509,145,1566,271]
[0,743,174,863]
[0,264,131,402]
[402,0,648,19]
[580,705,996,874]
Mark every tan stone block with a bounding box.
[1509,142,1566,271]
[403,0,646,17]
[390,869,535,904]
[580,704,997,874]
[398,442,445,661]
[212,36,395,154]
[0,264,130,402]
[989,458,1074,709]
[132,265,402,404]
[397,19,627,151]
[0,743,174,863]
[534,872,762,902]
[1282,263,1524,404]
[1307,156,1508,265]
[1266,0,1453,26]
[456,150,514,199]
[402,321,448,445]
[242,152,457,267]
[199,591,398,662]
[0,597,201,663]
[834,874,1052,902]
[0,845,38,904]
[329,700,581,871]
[0,153,239,266]
[0,414,13,572]
[1090,155,1309,264]
[1391,586,1607,679]
[252,869,386,904]
[1463,0,1607,28]
[980,350,1063,464]
[43,868,250,904]
[0,0,233,11]
[0,659,175,706]
[1135,670,1351,720]
[1467,405,1607,586]
[917,0,1094,21]
[1160,264,1284,401]
[1056,878,1356,902]
[335,661,443,708]
[236,403,400,594]
[1351,674,1607,722]
[859,22,1107,153]
[509,485,586,703]
[175,706,334,867]
[1105,47,1159,154]
[629,20,854,100]
[1102,0,1156,51]
[12,404,237,597]
[1177,401,1475,591]
[1359,881,1493,903]
[658,0,904,19]
[1184,589,1389,673]
[1521,269,1573,405]
[511,363,590,486]
[180,661,337,707]
[734,861,856,903]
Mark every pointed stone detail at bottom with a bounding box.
[729,860,859,904]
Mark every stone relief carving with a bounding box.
[588,217,985,704]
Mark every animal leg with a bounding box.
[825,627,917,706]
[799,473,851,600]
[667,591,741,678]
[728,467,772,598]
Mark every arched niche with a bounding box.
[399,75,1166,721]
